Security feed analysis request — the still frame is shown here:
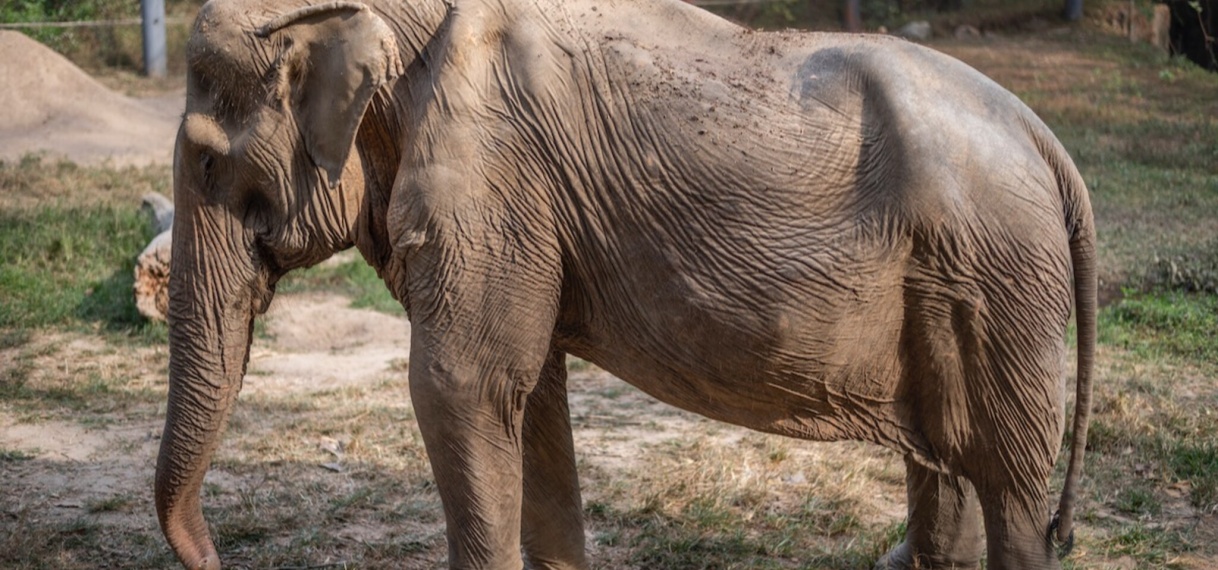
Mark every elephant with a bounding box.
[155,1,1097,569]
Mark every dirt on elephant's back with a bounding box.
[0,31,181,167]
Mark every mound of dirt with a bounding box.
[0,31,182,167]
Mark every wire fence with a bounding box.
[0,17,190,29]
[0,0,864,75]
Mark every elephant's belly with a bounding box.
[567,301,926,457]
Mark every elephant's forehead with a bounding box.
[185,0,274,115]
[190,4,252,58]
[188,0,282,70]
[186,0,278,109]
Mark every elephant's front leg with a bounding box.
[521,349,587,570]
[400,223,564,568]
[410,344,537,570]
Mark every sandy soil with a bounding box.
[0,31,182,167]
[0,291,907,568]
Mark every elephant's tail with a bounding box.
[1046,132,1097,555]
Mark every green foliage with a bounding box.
[1087,412,1218,518]
[0,157,171,341]
[0,0,203,74]
[0,0,138,66]
[1099,291,1218,365]
[85,495,133,514]
[1142,241,1218,294]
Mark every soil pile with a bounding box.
[0,31,182,167]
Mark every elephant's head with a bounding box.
[156,1,403,568]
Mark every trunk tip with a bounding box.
[185,552,221,570]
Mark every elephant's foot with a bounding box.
[874,542,981,570]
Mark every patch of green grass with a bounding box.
[1169,442,1218,512]
[1086,413,1218,517]
[85,495,132,514]
[1104,524,1195,567]
[616,500,899,570]
[1099,291,1218,366]
[0,448,37,462]
[0,516,181,570]
[629,529,786,570]
[278,256,402,315]
[0,329,32,350]
[0,204,156,332]
[585,434,903,569]
[1115,486,1162,517]
[1140,239,1218,294]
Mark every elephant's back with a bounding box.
[822,36,1070,242]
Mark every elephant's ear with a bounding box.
[257,3,405,188]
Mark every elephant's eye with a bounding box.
[199,151,215,177]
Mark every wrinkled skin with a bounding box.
[156,1,1096,569]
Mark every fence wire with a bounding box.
[0,17,190,30]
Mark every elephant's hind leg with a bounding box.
[875,458,984,570]
[970,467,1060,570]
[521,349,588,570]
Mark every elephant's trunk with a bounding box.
[155,201,270,570]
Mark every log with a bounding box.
[135,193,173,322]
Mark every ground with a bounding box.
[1,12,1216,570]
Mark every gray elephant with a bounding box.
[155,1,1096,569]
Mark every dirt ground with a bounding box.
[0,289,911,568]
[1,21,1215,570]
[0,31,182,167]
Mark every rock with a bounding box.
[134,194,174,322]
[954,24,981,39]
[141,192,174,233]
[895,21,932,41]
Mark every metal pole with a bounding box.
[141,0,166,78]
[843,0,862,32]
[1064,0,1084,22]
